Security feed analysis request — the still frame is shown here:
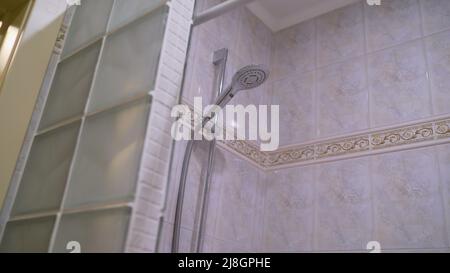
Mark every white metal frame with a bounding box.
[0,0,176,253]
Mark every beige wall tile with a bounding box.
[317,2,364,67]
[263,166,314,252]
[426,30,450,115]
[271,71,315,145]
[372,147,447,249]
[272,19,315,80]
[213,149,261,244]
[317,157,371,209]
[316,203,372,251]
[318,56,368,137]
[316,157,372,251]
[368,40,431,127]
[421,0,450,35]
[365,0,421,52]
[436,144,450,245]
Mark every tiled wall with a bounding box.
[263,145,450,252]
[271,0,450,145]
[165,0,450,252]
[261,0,450,252]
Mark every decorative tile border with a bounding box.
[226,140,271,166]
[371,123,434,149]
[436,119,450,139]
[219,117,450,170]
[180,99,450,169]
[316,135,370,158]
[266,145,315,167]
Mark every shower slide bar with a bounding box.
[171,48,229,253]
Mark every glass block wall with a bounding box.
[0,0,170,252]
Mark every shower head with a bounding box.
[232,65,269,91]
[214,64,269,108]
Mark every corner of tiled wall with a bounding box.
[188,0,450,253]
[261,0,450,253]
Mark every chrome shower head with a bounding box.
[232,64,269,91]
[213,64,270,108]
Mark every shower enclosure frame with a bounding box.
[0,0,195,253]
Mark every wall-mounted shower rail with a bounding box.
[171,48,229,253]
[194,48,228,253]
[193,0,258,25]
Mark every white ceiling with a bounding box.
[247,0,360,32]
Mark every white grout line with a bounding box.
[362,0,371,129]
[313,16,320,139]
[259,169,268,252]
[311,12,319,251]
[312,164,318,252]
[363,1,376,244]
[433,145,450,248]
[368,151,377,243]
[313,16,319,140]
[418,0,435,117]
[310,24,450,76]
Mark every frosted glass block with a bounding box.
[11,122,80,216]
[88,7,167,112]
[0,216,55,253]
[53,207,131,253]
[62,0,114,56]
[109,0,166,30]
[65,99,149,208]
[40,42,101,129]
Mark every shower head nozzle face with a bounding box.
[232,65,269,91]
[214,64,270,108]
